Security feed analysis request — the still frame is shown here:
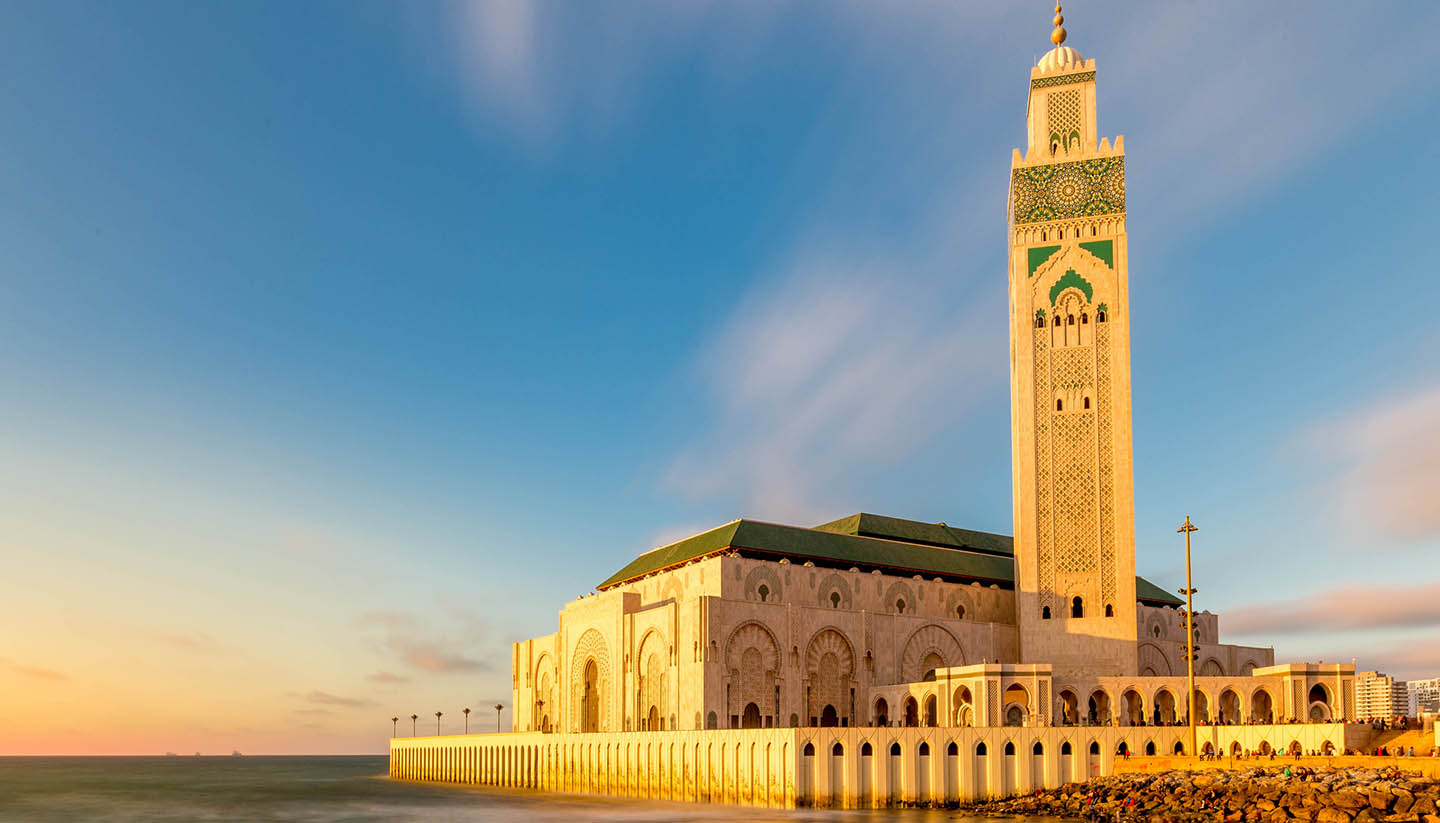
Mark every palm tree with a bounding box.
[391,716,398,738]
[494,703,504,733]
[410,714,418,736]
[435,710,443,735]
[463,707,471,734]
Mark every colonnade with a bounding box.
[389,723,1349,808]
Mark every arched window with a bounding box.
[1036,315,1045,329]
[955,604,966,619]
[1081,313,1088,324]
[861,741,872,756]
[947,742,958,756]
[1054,315,1061,327]
[976,742,987,756]
[1071,596,1084,618]
[890,742,901,756]
[1083,397,1091,410]
[803,742,815,756]
[757,584,769,602]
[1056,399,1063,412]
[1089,741,1100,755]
[1042,606,1051,620]
[1033,741,1044,756]
[1061,741,1072,755]
[895,598,906,614]
[1097,310,1107,323]
[1066,315,1075,326]
[830,592,841,609]
[832,742,844,756]
[918,741,930,756]
[1003,741,1015,756]
[1104,603,1113,617]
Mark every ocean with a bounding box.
[0,756,1062,822]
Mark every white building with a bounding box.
[1408,677,1440,716]
[1356,671,1409,719]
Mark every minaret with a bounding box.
[1007,6,1138,677]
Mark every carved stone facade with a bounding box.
[502,38,1348,739]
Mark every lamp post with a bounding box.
[1178,516,1199,760]
[435,711,443,736]
[410,714,418,736]
[463,707,471,734]
[391,716,398,738]
[494,703,504,733]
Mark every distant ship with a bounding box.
[164,752,177,757]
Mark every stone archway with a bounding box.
[570,628,611,733]
[804,628,855,727]
[725,622,779,728]
[900,624,964,683]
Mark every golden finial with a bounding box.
[1051,4,1067,46]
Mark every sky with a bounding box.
[2,0,1439,755]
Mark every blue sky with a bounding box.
[2,1,1439,754]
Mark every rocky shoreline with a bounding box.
[961,766,1440,822]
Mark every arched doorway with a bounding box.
[1059,741,1072,783]
[1152,689,1176,725]
[820,704,839,727]
[1192,689,1209,724]
[1057,690,1079,725]
[874,697,889,727]
[1122,689,1144,726]
[953,686,974,726]
[648,705,660,730]
[1218,688,1241,725]
[741,702,761,729]
[1087,690,1111,725]
[1004,684,1030,727]
[1251,689,1274,724]
[924,695,938,727]
[1307,684,1331,722]
[903,697,919,727]
[973,742,989,798]
[581,660,600,733]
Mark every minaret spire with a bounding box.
[1051,4,1067,46]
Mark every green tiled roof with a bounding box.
[598,518,1013,590]
[814,512,1013,557]
[599,512,1183,609]
[1135,575,1184,606]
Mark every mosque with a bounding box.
[390,9,1362,806]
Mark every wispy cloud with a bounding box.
[0,659,67,682]
[366,671,409,685]
[360,611,492,675]
[1225,582,1440,636]
[301,691,375,709]
[1297,384,1440,543]
[662,239,1004,521]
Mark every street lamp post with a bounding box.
[410,714,418,736]
[463,707,471,734]
[1178,516,1199,760]
[435,711,443,736]
[494,703,504,733]
[391,716,398,738]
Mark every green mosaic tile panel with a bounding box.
[1049,269,1093,305]
[1079,239,1114,268]
[1012,157,1125,225]
[1027,245,1061,277]
[1031,70,1095,89]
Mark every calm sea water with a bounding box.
[0,756,1063,822]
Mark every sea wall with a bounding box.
[388,723,1348,808]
